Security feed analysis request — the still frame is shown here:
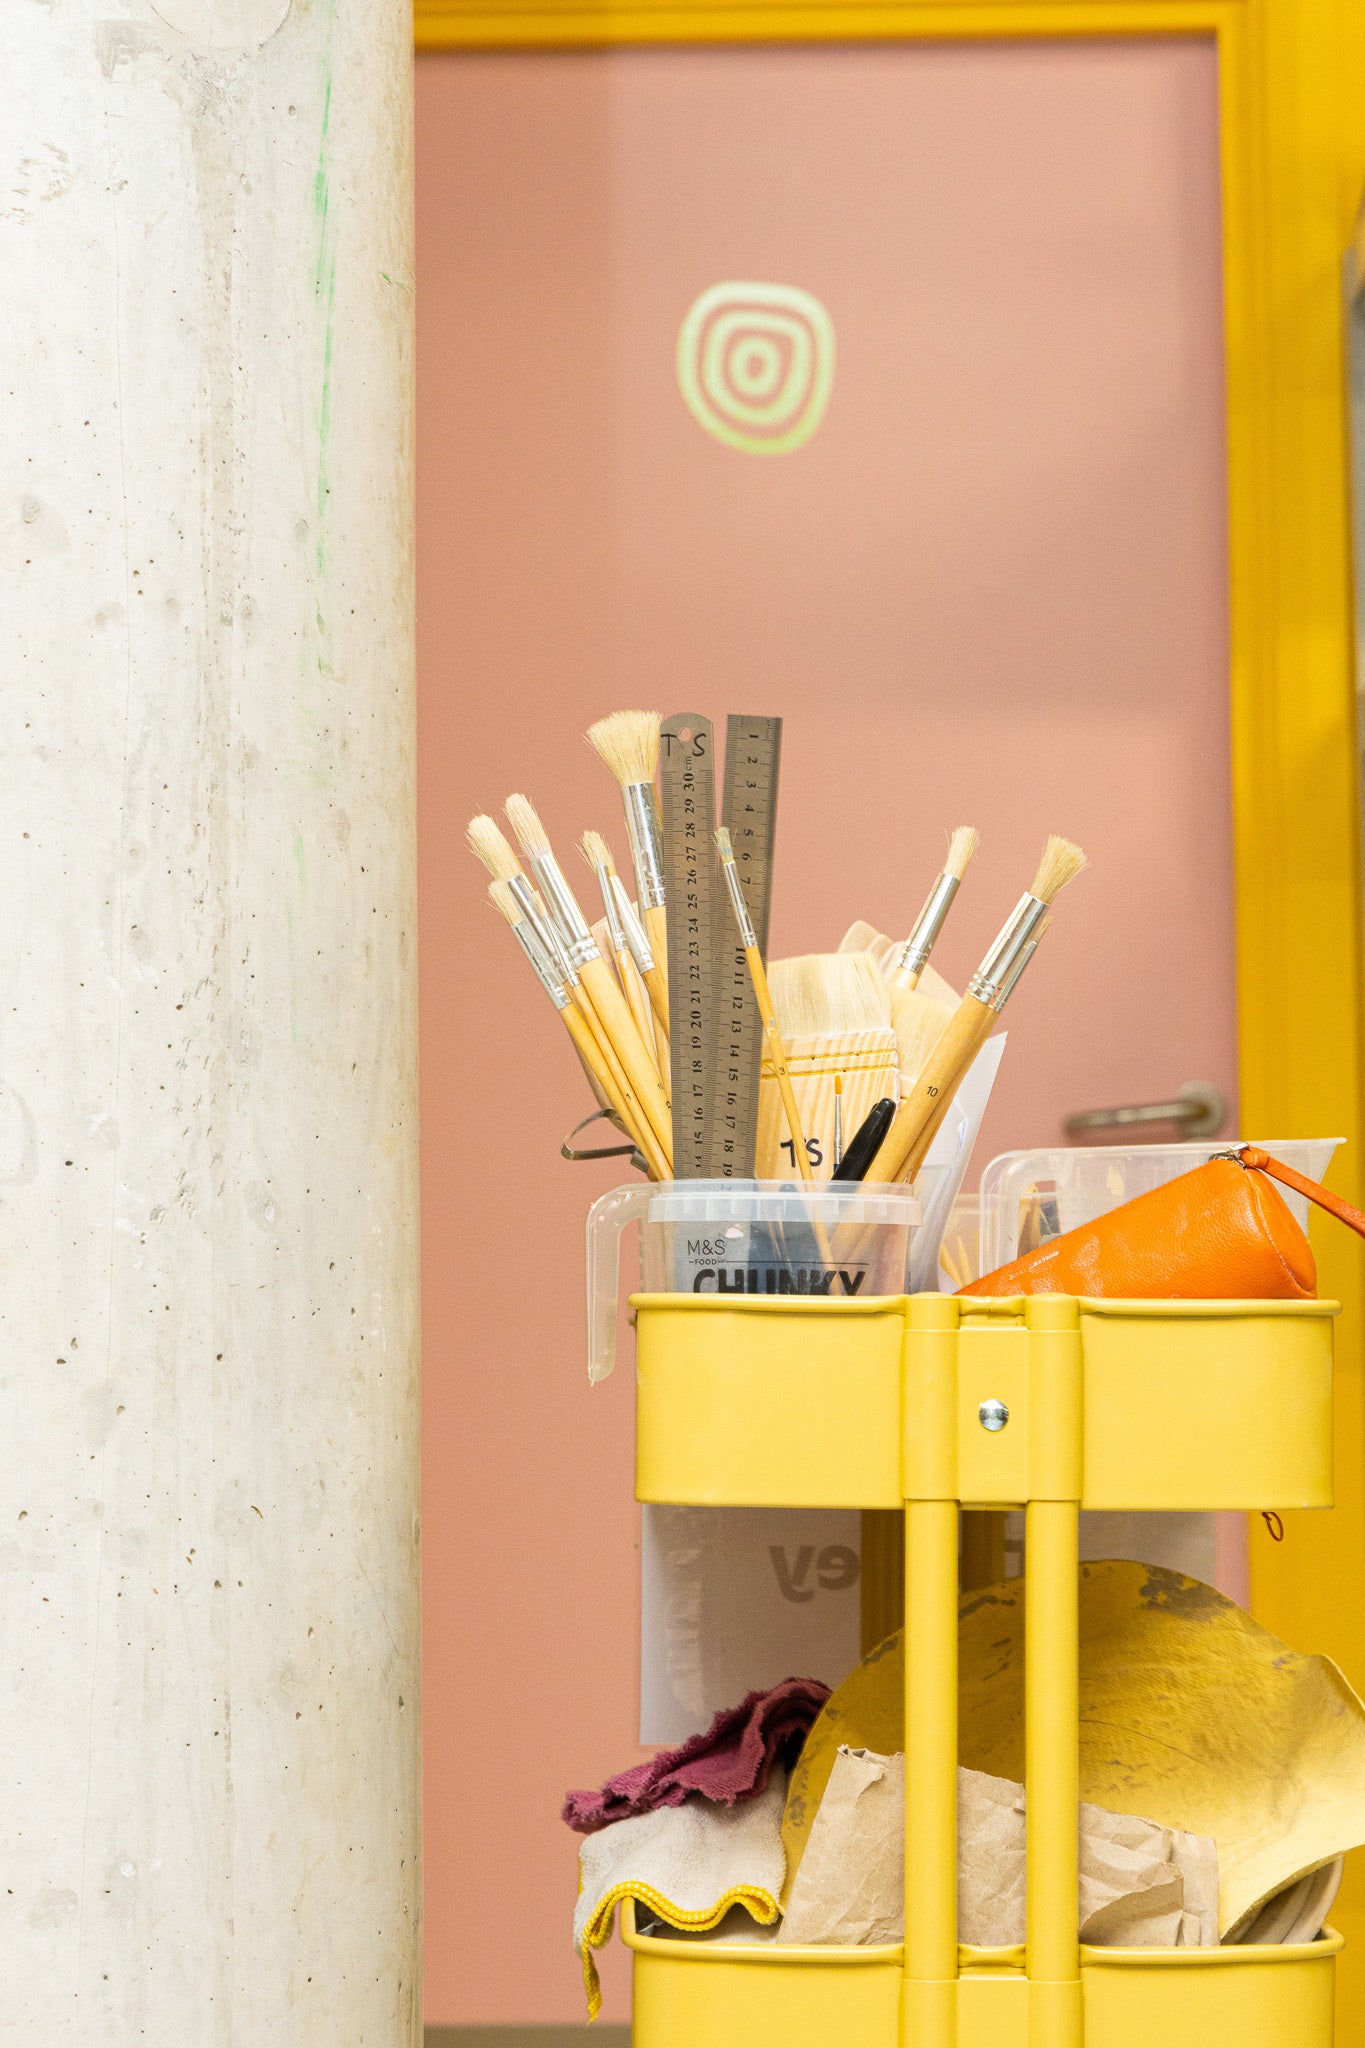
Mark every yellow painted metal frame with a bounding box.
[415,0,1365,2025]
[629,1289,1345,2044]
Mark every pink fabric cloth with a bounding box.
[563,1677,831,1835]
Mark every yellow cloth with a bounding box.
[575,1778,785,2016]
[782,1561,1365,1938]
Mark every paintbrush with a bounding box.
[831,1097,896,1181]
[469,812,622,1109]
[609,872,670,1073]
[468,814,565,972]
[715,826,814,1183]
[888,826,980,990]
[864,835,1087,1185]
[585,711,671,1034]
[581,830,659,1079]
[506,794,673,1170]
[489,880,668,1180]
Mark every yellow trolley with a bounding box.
[627,1290,1340,2048]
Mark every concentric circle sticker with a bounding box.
[676,281,835,456]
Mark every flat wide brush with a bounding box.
[865,835,1087,1186]
[506,793,673,1170]
[586,711,671,1034]
[888,826,979,990]
[489,880,667,1180]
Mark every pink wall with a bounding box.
[416,36,1231,2023]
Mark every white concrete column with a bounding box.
[1,4,418,2042]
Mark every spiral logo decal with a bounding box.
[677,281,835,456]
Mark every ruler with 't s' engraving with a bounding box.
[660,711,781,1179]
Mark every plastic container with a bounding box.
[586,1175,944,1382]
[978,1139,1341,1276]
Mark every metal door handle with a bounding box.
[1063,1081,1227,1143]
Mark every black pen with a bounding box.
[831,1097,897,1182]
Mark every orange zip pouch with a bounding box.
[960,1146,1365,1300]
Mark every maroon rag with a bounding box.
[562,1676,831,1836]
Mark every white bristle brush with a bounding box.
[489,879,666,1180]
[505,793,672,1169]
[888,826,980,990]
[585,711,670,1034]
[865,834,1087,1186]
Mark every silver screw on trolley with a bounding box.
[978,1399,1009,1432]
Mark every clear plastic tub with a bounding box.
[978,1140,1341,1276]
[587,1174,945,1382]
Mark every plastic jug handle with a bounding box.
[586,1182,656,1383]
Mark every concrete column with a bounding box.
[1,4,418,2041]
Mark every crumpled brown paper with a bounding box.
[782,1563,1365,1942]
[779,1748,1218,1948]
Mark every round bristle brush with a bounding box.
[488,880,665,1179]
[506,793,673,1169]
[864,835,1087,1186]
[888,826,980,991]
[467,813,567,977]
[585,712,670,1035]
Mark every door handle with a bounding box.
[1063,1081,1226,1143]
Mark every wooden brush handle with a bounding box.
[618,946,664,1091]
[755,1000,814,1184]
[561,1000,668,1180]
[642,905,671,1034]
[580,954,674,1169]
[863,994,994,1185]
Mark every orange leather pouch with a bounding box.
[960,1147,1365,1300]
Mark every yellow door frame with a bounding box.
[415,0,1365,2019]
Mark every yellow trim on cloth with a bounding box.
[574,1776,787,2017]
[579,1881,780,2016]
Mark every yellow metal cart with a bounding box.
[626,1289,1340,2047]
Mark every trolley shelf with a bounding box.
[633,1292,1337,1512]
[624,1904,1342,2048]
[622,1288,1342,2046]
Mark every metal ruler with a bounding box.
[717,716,782,1178]
[660,712,720,1179]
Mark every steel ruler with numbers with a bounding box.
[716,715,782,1178]
[659,712,721,1179]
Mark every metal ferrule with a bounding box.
[507,873,571,982]
[529,851,597,971]
[512,916,571,1010]
[968,892,1047,1007]
[594,863,628,958]
[891,870,960,979]
[719,855,758,950]
[611,873,655,974]
[624,783,666,913]
[990,936,1039,1012]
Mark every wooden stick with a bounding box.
[506,795,674,1172]
[562,1000,669,1181]
[489,880,669,1179]
[620,947,656,1066]
[641,906,671,1034]
[577,953,674,1169]
[872,996,996,1185]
